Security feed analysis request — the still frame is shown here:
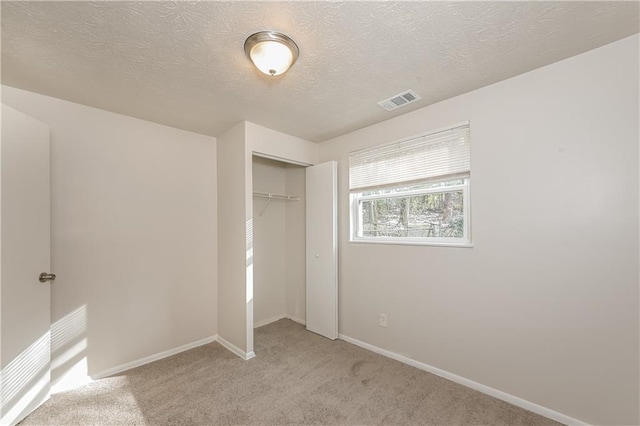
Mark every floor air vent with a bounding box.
[377,90,421,111]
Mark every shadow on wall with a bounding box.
[0,331,50,425]
[1,304,90,424]
[50,304,90,393]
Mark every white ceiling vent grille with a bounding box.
[377,90,421,111]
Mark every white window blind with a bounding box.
[349,123,470,192]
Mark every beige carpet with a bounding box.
[20,319,560,425]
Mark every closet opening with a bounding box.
[252,155,307,330]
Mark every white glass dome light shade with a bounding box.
[244,31,299,77]
[249,41,294,76]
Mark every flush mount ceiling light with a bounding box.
[244,31,299,77]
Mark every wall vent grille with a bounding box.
[377,90,421,111]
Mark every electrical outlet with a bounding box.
[379,313,388,328]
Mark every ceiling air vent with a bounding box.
[377,90,421,111]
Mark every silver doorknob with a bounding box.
[39,272,56,283]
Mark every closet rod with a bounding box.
[253,191,300,216]
[253,191,300,201]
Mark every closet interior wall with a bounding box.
[252,156,306,327]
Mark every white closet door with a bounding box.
[305,161,338,340]
[1,105,52,425]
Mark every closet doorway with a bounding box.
[251,155,337,341]
[252,156,306,328]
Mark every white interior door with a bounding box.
[1,104,52,426]
[306,161,338,340]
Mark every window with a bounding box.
[349,123,470,246]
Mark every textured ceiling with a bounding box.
[2,1,638,142]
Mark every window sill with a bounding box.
[349,239,474,248]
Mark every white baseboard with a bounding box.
[254,314,287,328]
[254,314,306,328]
[91,335,217,380]
[285,314,306,325]
[216,335,255,360]
[338,334,588,426]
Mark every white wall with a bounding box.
[318,35,639,425]
[1,86,218,385]
[247,122,318,166]
[252,157,287,326]
[285,166,306,323]
[217,122,251,356]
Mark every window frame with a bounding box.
[348,123,473,247]
[350,178,471,247]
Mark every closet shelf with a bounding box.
[253,191,300,216]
